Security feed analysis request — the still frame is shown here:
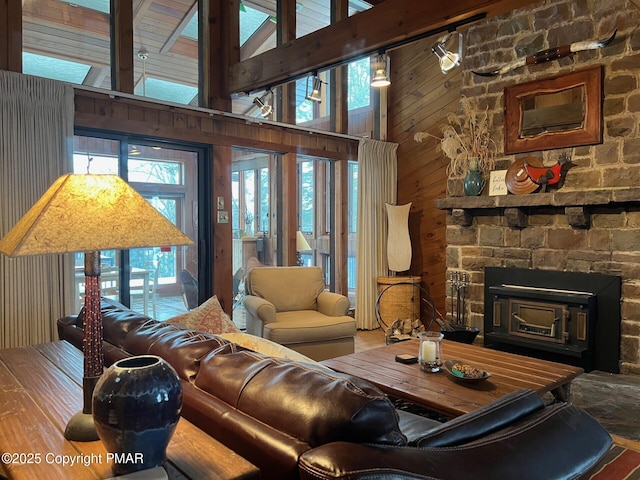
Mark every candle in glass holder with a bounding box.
[418,331,443,373]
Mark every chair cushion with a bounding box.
[264,312,357,344]
[247,266,325,312]
[165,295,240,334]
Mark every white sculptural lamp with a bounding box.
[385,203,412,274]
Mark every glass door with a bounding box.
[73,134,201,320]
[231,148,280,326]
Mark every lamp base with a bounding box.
[64,410,99,441]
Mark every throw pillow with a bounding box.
[218,332,326,367]
[165,295,240,335]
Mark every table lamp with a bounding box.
[296,231,311,266]
[0,174,193,441]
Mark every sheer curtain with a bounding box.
[0,71,74,348]
[355,138,398,330]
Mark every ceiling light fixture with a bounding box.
[432,32,463,74]
[137,48,149,96]
[371,53,391,88]
[305,74,323,103]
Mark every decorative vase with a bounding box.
[92,355,183,476]
[463,157,484,196]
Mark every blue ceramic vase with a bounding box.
[92,355,183,476]
[463,158,484,196]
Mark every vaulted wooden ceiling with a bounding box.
[19,0,540,110]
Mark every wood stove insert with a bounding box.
[484,267,621,373]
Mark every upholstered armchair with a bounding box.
[243,266,357,361]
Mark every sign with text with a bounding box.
[489,170,508,196]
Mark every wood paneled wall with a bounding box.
[388,35,462,316]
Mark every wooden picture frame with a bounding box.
[504,66,603,154]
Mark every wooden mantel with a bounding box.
[435,188,640,228]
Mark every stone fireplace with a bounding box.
[437,190,640,375]
[433,0,640,375]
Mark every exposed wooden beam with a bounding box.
[201,0,237,110]
[160,1,197,54]
[240,19,276,61]
[229,0,540,93]
[111,0,134,94]
[0,0,23,71]
[331,0,349,297]
[133,0,153,28]
[83,66,109,87]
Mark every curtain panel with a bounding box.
[0,71,74,348]
[355,138,398,330]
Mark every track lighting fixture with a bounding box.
[305,74,323,103]
[370,53,391,87]
[432,32,463,74]
[253,91,273,117]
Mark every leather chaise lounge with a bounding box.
[57,299,612,480]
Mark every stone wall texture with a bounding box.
[446,0,640,374]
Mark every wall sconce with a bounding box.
[253,91,273,118]
[305,75,323,103]
[432,32,463,74]
[371,53,391,87]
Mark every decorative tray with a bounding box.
[443,360,491,384]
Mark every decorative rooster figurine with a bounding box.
[523,154,575,192]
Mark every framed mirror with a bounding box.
[504,66,603,154]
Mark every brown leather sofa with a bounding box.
[58,299,612,480]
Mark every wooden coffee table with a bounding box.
[323,338,583,419]
[0,341,259,480]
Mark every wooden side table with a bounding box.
[0,341,259,480]
[376,275,421,332]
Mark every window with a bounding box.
[347,161,358,302]
[134,3,199,105]
[73,134,201,320]
[298,160,315,234]
[231,148,279,319]
[23,1,111,88]
[240,5,270,46]
[348,58,371,110]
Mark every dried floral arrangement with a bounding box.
[414,96,497,179]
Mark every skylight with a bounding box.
[135,77,198,106]
[181,4,269,45]
[59,0,109,14]
[240,5,269,45]
[22,52,91,84]
[182,12,198,41]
